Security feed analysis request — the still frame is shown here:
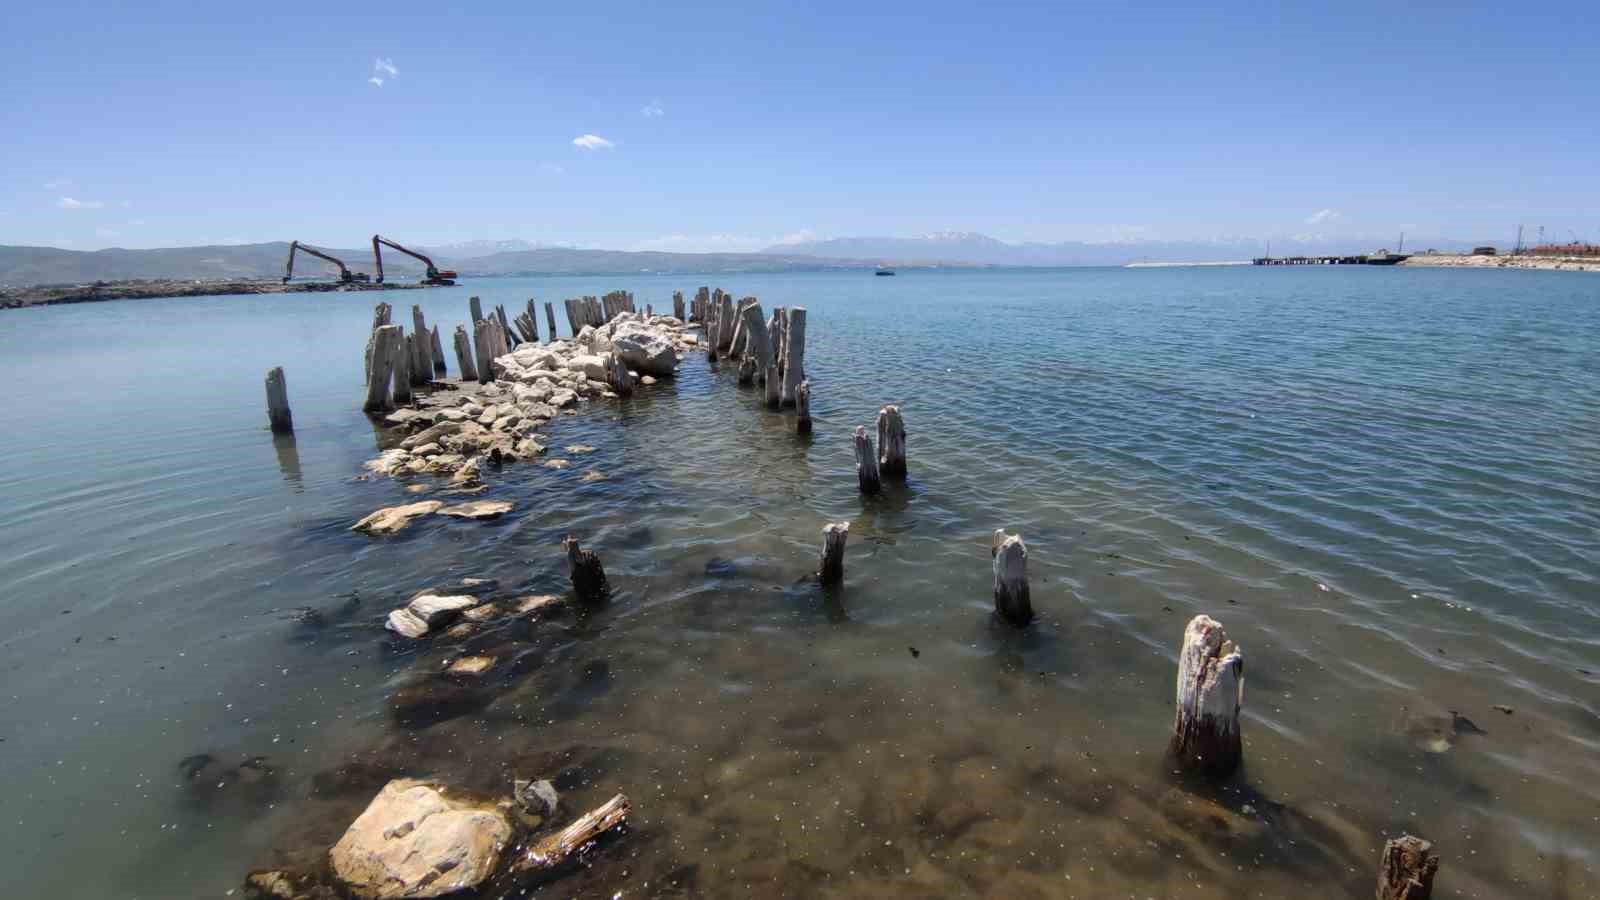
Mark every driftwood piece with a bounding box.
[877,405,906,476]
[393,333,415,404]
[765,365,781,408]
[411,307,433,385]
[512,793,631,877]
[364,324,402,411]
[1377,835,1439,900]
[545,302,557,341]
[818,522,848,584]
[563,536,609,602]
[453,325,479,382]
[473,319,496,385]
[264,367,292,433]
[853,426,881,495]
[1171,614,1244,775]
[780,307,806,406]
[430,325,447,376]
[796,380,813,433]
[991,530,1032,626]
[469,296,484,325]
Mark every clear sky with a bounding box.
[3,1,1595,252]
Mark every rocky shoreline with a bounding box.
[1401,253,1600,273]
[0,277,421,309]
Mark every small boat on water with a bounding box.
[875,269,895,276]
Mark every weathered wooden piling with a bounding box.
[364,302,393,381]
[853,426,881,494]
[877,405,906,476]
[738,300,772,375]
[991,530,1032,626]
[1377,835,1439,900]
[765,364,781,407]
[737,355,756,385]
[1171,614,1244,776]
[469,296,484,326]
[705,300,721,360]
[563,535,609,602]
[526,299,541,341]
[716,294,737,351]
[818,522,849,584]
[393,333,415,404]
[411,306,433,385]
[544,302,557,341]
[728,297,756,356]
[430,325,447,376]
[780,307,807,406]
[768,307,785,373]
[264,367,293,433]
[693,286,709,322]
[452,324,479,382]
[673,291,685,321]
[364,324,403,411]
[495,305,518,348]
[472,319,496,384]
[796,380,813,433]
[604,352,633,396]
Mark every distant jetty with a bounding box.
[1252,252,1408,266]
[0,278,420,310]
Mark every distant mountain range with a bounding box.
[765,231,1487,266]
[2,232,1496,286]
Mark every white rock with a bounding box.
[408,594,478,626]
[328,779,511,899]
[569,354,610,380]
[385,608,429,639]
[612,329,677,376]
[364,449,411,477]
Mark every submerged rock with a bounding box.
[408,594,477,627]
[437,500,514,520]
[445,655,496,678]
[328,779,511,899]
[352,501,443,535]
[385,608,430,640]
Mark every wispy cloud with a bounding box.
[641,100,665,118]
[572,134,615,150]
[369,57,398,87]
[43,180,72,190]
[1305,209,1341,225]
[57,197,104,210]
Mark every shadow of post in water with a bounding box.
[272,432,303,489]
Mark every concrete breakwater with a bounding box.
[1400,252,1600,273]
[0,277,421,309]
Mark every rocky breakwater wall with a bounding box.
[361,310,697,493]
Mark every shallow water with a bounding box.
[1,267,1596,899]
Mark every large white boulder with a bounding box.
[329,779,511,899]
[612,329,677,376]
[568,354,610,381]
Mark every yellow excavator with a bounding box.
[372,235,458,286]
[282,241,371,284]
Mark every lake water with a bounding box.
[1,267,1596,899]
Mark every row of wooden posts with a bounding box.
[685,286,815,431]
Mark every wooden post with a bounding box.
[265,367,292,433]
[563,535,609,603]
[473,319,495,384]
[393,332,415,404]
[729,297,755,356]
[430,325,447,376]
[453,324,478,382]
[604,352,633,396]
[765,365,781,408]
[769,307,786,374]
[496,305,517,348]
[853,426,881,495]
[411,306,433,385]
[1377,835,1439,900]
[818,522,848,584]
[705,300,720,360]
[738,300,772,376]
[877,405,906,477]
[364,324,402,411]
[780,307,806,406]
[469,296,484,326]
[545,302,557,341]
[991,530,1032,626]
[1170,615,1244,775]
[526,299,541,342]
[716,294,736,352]
[796,380,813,433]
[364,302,392,381]
[737,355,756,385]
[673,291,684,321]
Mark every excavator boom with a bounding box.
[284,241,370,284]
[372,235,458,286]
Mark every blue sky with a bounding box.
[2,1,1595,252]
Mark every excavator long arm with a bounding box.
[372,235,457,285]
[284,241,352,283]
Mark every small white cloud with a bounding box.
[572,134,615,150]
[1305,209,1341,225]
[368,57,398,87]
[368,76,384,87]
[641,100,664,118]
[57,197,104,209]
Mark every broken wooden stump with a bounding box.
[453,324,479,382]
[877,405,906,477]
[765,364,781,408]
[991,529,1032,625]
[544,301,557,341]
[603,352,633,396]
[364,324,402,412]
[563,535,609,602]
[853,425,881,495]
[430,325,447,376]
[472,319,496,384]
[739,299,772,375]
[818,522,848,584]
[1377,835,1439,900]
[495,305,518,348]
[768,307,785,373]
[737,354,756,385]
[796,380,813,433]
[469,295,485,325]
[673,290,685,321]
[1171,614,1244,776]
[393,333,415,404]
[511,793,631,878]
[716,293,736,351]
[526,299,541,341]
[363,302,393,381]
[264,367,292,433]
[410,306,433,385]
[780,307,806,406]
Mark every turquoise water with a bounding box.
[0,267,1596,898]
